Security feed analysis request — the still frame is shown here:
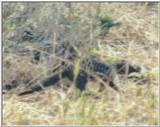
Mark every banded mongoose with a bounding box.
[17,56,141,96]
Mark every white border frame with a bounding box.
[0,1,159,126]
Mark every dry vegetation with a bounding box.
[2,2,159,125]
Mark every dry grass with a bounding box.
[2,2,159,125]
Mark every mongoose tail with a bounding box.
[18,67,74,96]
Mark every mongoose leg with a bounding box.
[108,81,119,92]
[75,71,88,91]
